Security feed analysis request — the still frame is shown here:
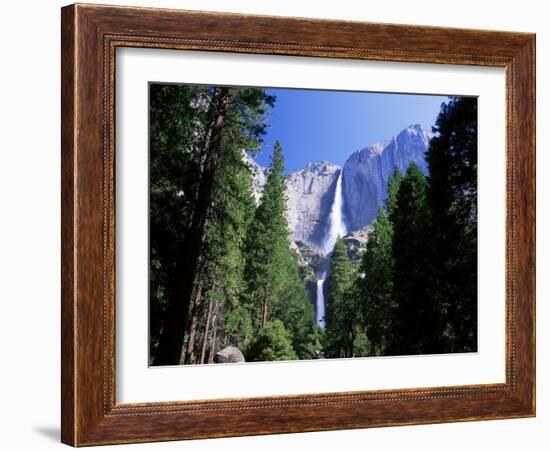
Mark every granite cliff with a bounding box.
[284,161,341,249]
[342,124,431,230]
[246,124,431,250]
[246,125,432,323]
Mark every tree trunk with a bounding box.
[208,315,217,364]
[260,284,268,328]
[261,302,269,328]
[200,298,213,364]
[153,87,231,366]
[183,279,203,364]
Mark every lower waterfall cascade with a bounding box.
[316,273,327,328]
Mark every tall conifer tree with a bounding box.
[243,141,316,359]
[151,86,275,365]
[390,163,445,355]
[324,238,366,358]
[426,96,478,352]
[361,209,395,355]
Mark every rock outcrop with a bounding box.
[342,124,431,231]
[343,224,372,262]
[243,152,267,204]
[294,241,329,275]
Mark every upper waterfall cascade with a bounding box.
[321,171,347,256]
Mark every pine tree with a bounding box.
[361,208,395,355]
[385,167,403,214]
[244,141,289,328]
[357,168,403,356]
[154,86,232,365]
[324,238,366,358]
[389,163,445,355]
[188,141,258,363]
[151,85,275,365]
[426,97,478,352]
[243,141,316,359]
[269,250,317,359]
[149,84,212,361]
[246,320,298,362]
[182,88,276,364]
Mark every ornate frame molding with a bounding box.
[61,4,535,446]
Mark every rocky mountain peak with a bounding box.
[302,160,340,174]
[342,126,431,231]
[399,124,432,145]
[246,125,432,251]
[405,123,424,134]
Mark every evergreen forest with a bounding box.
[149,83,477,365]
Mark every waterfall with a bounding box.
[316,171,347,328]
[321,171,347,256]
[316,272,327,328]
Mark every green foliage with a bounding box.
[244,141,290,324]
[389,163,445,354]
[246,320,298,361]
[152,110,319,363]
[385,167,403,215]
[195,87,276,360]
[426,97,478,352]
[359,99,478,357]
[358,167,402,357]
[199,115,258,352]
[242,141,317,359]
[149,84,277,363]
[150,84,477,364]
[222,304,255,351]
[324,238,366,358]
[149,84,211,355]
[360,209,395,355]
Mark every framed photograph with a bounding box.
[61,3,536,446]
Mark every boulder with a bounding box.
[215,346,245,364]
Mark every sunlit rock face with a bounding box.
[284,161,341,249]
[342,124,431,231]
[249,125,431,250]
[243,152,268,204]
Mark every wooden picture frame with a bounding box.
[61,3,535,446]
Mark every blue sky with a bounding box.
[254,88,449,174]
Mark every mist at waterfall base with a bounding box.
[316,172,348,328]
